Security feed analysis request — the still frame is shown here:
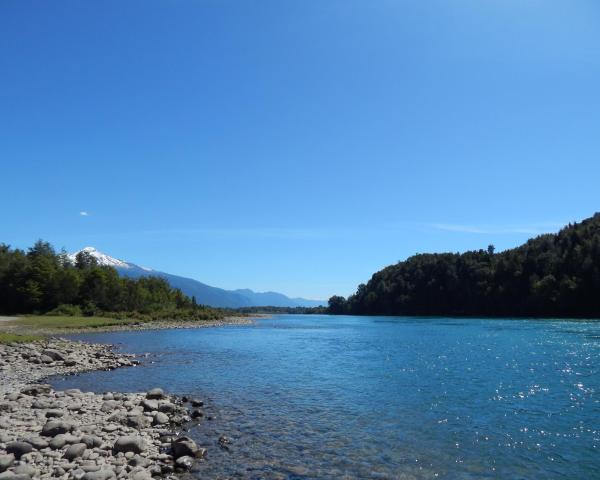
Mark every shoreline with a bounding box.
[0,337,211,479]
[0,315,261,337]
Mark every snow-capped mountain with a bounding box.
[67,247,325,309]
[67,247,153,271]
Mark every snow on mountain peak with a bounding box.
[68,247,132,269]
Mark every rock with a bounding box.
[0,474,32,480]
[153,412,169,425]
[0,454,14,473]
[190,399,204,407]
[20,384,51,396]
[140,399,158,412]
[113,436,145,454]
[40,354,54,364]
[145,388,165,400]
[64,443,87,460]
[45,409,64,418]
[41,420,72,436]
[158,402,176,414]
[49,434,67,450]
[128,455,151,468]
[81,470,116,480]
[6,441,33,459]
[100,400,118,412]
[124,415,149,429]
[175,455,194,470]
[191,409,203,419]
[171,436,200,459]
[13,465,36,477]
[80,435,102,449]
[41,349,66,361]
[63,433,81,444]
[218,435,232,449]
[24,437,48,449]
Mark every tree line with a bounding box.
[0,240,223,320]
[329,213,600,318]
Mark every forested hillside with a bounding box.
[0,240,223,320]
[329,214,600,318]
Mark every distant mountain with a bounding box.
[67,247,324,309]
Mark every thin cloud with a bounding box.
[79,211,90,217]
[430,222,564,235]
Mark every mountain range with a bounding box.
[67,247,325,309]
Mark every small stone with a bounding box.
[64,443,87,460]
[41,420,72,436]
[175,455,194,470]
[13,465,36,477]
[45,409,64,418]
[41,349,66,361]
[112,436,145,454]
[145,388,165,400]
[80,435,102,449]
[6,441,33,459]
[24,437,48,449]
[140,399,158,412]
[153,412,169,425]
[0,454,14,473]
[171,436,200,459]
[40,354,54,364]
[82,470,116,480]
[49,434,67,450]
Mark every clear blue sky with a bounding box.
[1,1,599,300]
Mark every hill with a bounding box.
[329,213,600,318]
[68,248,324,308]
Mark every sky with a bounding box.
[1,1,599,300]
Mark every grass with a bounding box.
[9,315,138,330]
[0,332,43,344]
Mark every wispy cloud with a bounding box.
[430,222,564,235]
[79,211,90,217]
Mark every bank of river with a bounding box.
[0,338,208,479]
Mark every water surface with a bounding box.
[52,315,600,479]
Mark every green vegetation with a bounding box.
[0,332,43,344]
[0,241,225,322]
[329,213,600,318]
[9,315,137,330]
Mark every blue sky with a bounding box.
[1,1,599,299]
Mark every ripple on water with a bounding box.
[50,315,600,479]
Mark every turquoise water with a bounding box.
[53,315,599,479]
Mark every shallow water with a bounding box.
[52,315,599,479]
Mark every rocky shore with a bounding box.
[0,339,207,479]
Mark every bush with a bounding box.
[46,304,82,316]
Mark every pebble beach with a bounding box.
[0,338,208,480]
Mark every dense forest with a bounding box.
[329,213,600,318]
[0,240,224,320]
